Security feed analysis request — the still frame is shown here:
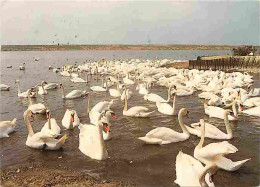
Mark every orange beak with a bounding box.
[111,114,118,119]
[240,105,243,111]
[71,114,75,122]
[104,125,110,132]
[46,112,50,119]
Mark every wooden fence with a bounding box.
[189,56,260,70]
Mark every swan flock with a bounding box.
[1,57,258,186]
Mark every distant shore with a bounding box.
[0,44,242,51]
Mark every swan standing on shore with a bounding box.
[138,108,190,144]
[175,151,218,187]
[24,109,67,150]
[194,119,250,171]
[0,118,17,138]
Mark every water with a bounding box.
[1,50,259,186]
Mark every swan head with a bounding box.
[179,108,189,118]
[207,165,218,185]
[24,110,35,121]
[102,122,110,133]
[59,83,63,88]
[46,109,50,119]
[171,92,176,99]
[247,84,253,91]
[225,109,236,118]
[15,79,19,83]
[105,110,118,119]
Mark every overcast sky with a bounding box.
[1,0,259,45]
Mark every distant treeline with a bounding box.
[0,44,249,51]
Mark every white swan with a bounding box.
[15,80,37,98]
[123,93,154,117]
[60,71,70,77]
[241,106,260,117]
[38,81,48,95]
[138,108,190,144]
[44,83,58,90]
[175,151,218,187]
[248,84,260,96]
[144,86,171,103]
[109,82,122,97]
[78,115,108,160]
[70,74,88,83]
[120,88,132,101]
[27,89,47,114]
[101,110,117,141]
[62,109,80,129]
[242,97,260,107]
[204,100,241,121]
[41,109,61,137]
[194,119,250,171]
[187,110,233,140]
[20,63,25,70]
[90,76,108,92]
[24,109,67,150]
[156,92,176,115]
[0,84,10,91]
[59,83,88,99]
[0,118,17,138]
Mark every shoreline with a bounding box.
[0,44,243,51]
[1,164,135,187]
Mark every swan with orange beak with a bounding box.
[62,109,81,129]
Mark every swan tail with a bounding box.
[138,136,162,145]
[216,157,250,171]
[11,118,17,126]
[58,134,67,145]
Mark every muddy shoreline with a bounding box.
[1,164,135,187]
[1,44,240,51]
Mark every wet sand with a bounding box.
[1,165,135,187]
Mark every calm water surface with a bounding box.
[0,50,259,187]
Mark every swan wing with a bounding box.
[198,141,238,158]
[175,151,204,186]
[66,90,84,98]
[127,106,149,113]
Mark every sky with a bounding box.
[1,0,259,45]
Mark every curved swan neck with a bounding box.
[124,90,128,111]
[106,112,110,124]
[224,111,233,138]
[41,82,46,93]
[24,110,34,137]
[197,122,205,149]
[178,110,189,134]
[199,164,216,187]
[61,85,65,98]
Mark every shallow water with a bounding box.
[0,50,259,186]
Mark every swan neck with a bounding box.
[61,85,65,98]
[87,94,91,113]
[48,117,51,129]
[166,87,171,102]
[17,83,21,94]
[24,110,34,137]
[224,112,233,137]
[199,164,215,187]
[197,123,205,149]
[41,82,46,93]
[172,95,176,115]
[28,90,33,106]
[124,91,128,111]
[178,111,189,134]
[232,102,237,117]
